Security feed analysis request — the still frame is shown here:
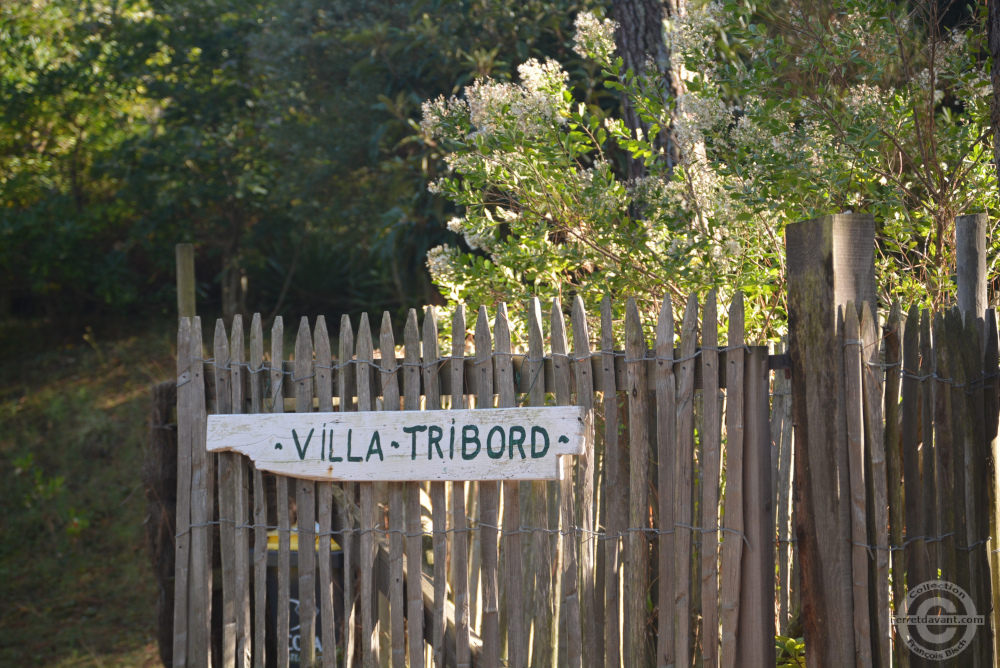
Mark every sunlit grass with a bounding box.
[0,315,177,666]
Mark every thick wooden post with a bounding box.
[956,213,988,320]
[785,213,875,668]
[736,345,775,667]
[176,243,196,320]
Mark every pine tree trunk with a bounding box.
[611,0,683,178]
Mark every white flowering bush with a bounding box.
[421,0,995,337]
[712,0,996,310]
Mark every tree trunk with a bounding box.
[611,0,683,178]
[221,253,244,323]
[990,0,1000,182]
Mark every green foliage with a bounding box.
[776,635,807,667]
[0,0,602,322]
[246,0,605,320]
[421,0,995,337]
[713,0,996,310]
[0,0,164,314]
[12,452,90,544]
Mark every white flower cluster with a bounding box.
[420,95,467,141]
[446,215,496,252]
[664,3,723,58]
[425,244,457,280]
[421,59,570,142]
[672,91,729,179]
[468,60,568,139]
[496,207,518,222]
[844,83,892,116]
[572,12,617,62]
[518,58,568,97]
[463,229,493,252]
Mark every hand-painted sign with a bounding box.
[206,406,589,481]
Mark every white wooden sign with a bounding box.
[206,406,589,481]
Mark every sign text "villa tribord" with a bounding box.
[206,406,589,481]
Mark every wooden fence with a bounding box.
[170,291,791,667]
[819,301,997,668]
[161,213,1000,667]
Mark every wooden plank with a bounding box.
[403,310,426,668]
[701,291,721,668]
[736,345,775,667]
[899,306,922,668]
[945,307,979,666]
[527,299,554,668]
[861,303,891,667]
[774,337,794,633]
[495,304,526,668]
[250,314,267,668]
[917,310,936,591]
[423,307,448,668]
[173,318,193,668]
[452,305,472,668]
[231,316,251,668]
[960,312,993,665]
[378,317,393,668]
[881,302,904,667]
[272,317,291,668]
[475,305,501,668]
[339,315,357,668]
[315,315,337,668]
[844,304,873,668]
[207,406,587,480]
[779,337,794,617]
[570,295,599,668]
[379,313,405,668]
[770,340,780,517]
[594,444,606,668]
[654,294,676,668]
[356,314,380,668]
[294,318,318,668]
[623,298,651,667]
[493,307,510,661]
[719,293,745,668]
[552,299,580,668]
[600,296,623,668]
[675,293,698,667]
[215,320,237,668]
[189,317,211,668]
[984,310,1000,668]
[769,338,781,618]
[933,312,956,585]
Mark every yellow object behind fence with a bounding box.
[267,525,340,553]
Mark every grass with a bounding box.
[0,314,179,667]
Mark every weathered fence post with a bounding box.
[785,213,875,668]
[955,213,988,322]
[955,211,995,667]
[176,243,196,320]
